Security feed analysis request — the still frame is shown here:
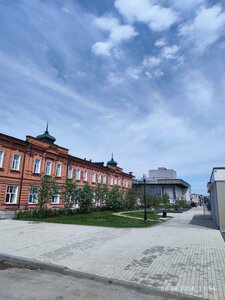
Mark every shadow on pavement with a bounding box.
[189,214,218,229]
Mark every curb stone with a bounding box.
[0,252,207,300]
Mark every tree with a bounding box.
[31,174,56,210]
[95,184,108,208]
[63,179,78,209]
[146,193,160,209]
[77,182,93,213]
[162,193,169,206]
[125,188,137,210]
[106,186,125,211]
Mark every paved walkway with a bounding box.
[0,208,224,299]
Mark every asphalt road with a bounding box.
[0,261,172,300]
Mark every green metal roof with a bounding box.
[107,154,117,166]
[36,123,56,144]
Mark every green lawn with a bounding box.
[18,211,159,228]
[122,211,161,220]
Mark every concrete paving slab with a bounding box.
[0,207,224,299]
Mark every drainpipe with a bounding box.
[18,142,32,209]
[65,155,71,204]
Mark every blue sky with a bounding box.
[0,0,225,194]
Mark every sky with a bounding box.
[0,0,225,195]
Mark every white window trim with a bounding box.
[92,172,96,183]
[12,154,21,171]
[56,163,62,177]
[110,176,114,186]
[98,174,102,184]
[52,189,60,204]
[76,169,81,180]
[45,161,52,175]
[103,175,107,184]
[0,150,4,168]
[84,170,88,181]
[68,166,73,179]
[5,185,18,204]
[28,187,38,204]
[34,158,41,174]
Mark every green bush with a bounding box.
[76,182,93,213]
[106,186,125,211]
[14,208,77,219]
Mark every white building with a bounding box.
[208,167,225,232]
[149,167,177,180]
[134,167,191,204]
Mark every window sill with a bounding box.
[11,169,20,173]
[5,202,17,205]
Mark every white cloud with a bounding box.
[143,56,161,67]
[154,69,164,78]
[114,0,178,31]
[179,5,225,52]
[161,45,179,59]
[182,71,214,115]
[145,69,164,79]
[155,38,166,47]
[141,45,180,77]
[95,16,118,31]
[171,0,206,11]
[126,67,141,79]
[92,41,112,56]
[107,72,124,85]
[92,16,137,56]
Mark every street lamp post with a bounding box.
[143,175,147,221]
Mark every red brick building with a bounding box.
[0,127,133,211]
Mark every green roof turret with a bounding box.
[36,122,56,144]
[107,153,117,166]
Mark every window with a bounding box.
[45,161,52,175]
[5,186,18,204]
[92,172,96,183]
[103,175,107,184]
[115,178,118,185]
[68,166,73,179]
[56,164,62,177]
[73,195,79,208]
[118,178,121,186]
[0,150,4,168]
[52,189,60,204]
[34,159,41,173]
[110,176,114,186]
[28,187,38,204]
[76,169,81,180]
[98,174,102,184]
[126,180,128,188]
[12,154,20,171]
[122,179,125,187]
[84,170,88,181]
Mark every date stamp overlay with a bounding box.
[160,285,216,293]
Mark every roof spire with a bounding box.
[107,153,117,167]
[36,122,56,144]
[45,122,49,134]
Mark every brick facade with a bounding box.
[0,132,133,210]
